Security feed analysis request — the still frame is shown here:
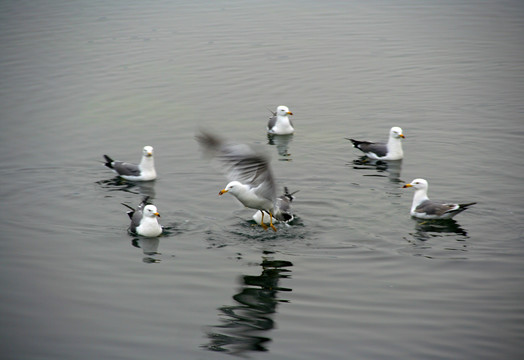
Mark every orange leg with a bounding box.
[269,212,277,232]
[259,211,268,230]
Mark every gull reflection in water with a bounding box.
[267,134,294,160]
[96,177,156,198]
[131,237,160,263]
[411,218,469,241]
[203,257,293,355]
[351,157,403,183]
[405,219,471,259]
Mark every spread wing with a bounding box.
[123,197,150,232]
[196,131,276,202]
[273,187,298,221]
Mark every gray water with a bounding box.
[1,1,523,359]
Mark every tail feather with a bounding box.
[345,138,361,148]
[122,196,151,219]
[447,202,476,216]
[459,202,477,209]
[103,155,114,169]
[121,203,135,219]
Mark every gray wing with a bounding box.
[276,196,291,213]
[129,210,143,232]
[196,131,276,201]
[274,187,297,221]
[349,139,388,157]
[112,161,141,176]
[415,200,460,216]
[125,197,150,233]
[267,115,277,130]
[274,196,292,221]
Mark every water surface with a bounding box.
[1,1,523,359]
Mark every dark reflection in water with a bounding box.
[267,134,293,160]
[411,218,469,241]
[203,256,293,355]
[131,237,161,263]
[405,219,470,259]
[350,157,403,183]
[96,177,156,198]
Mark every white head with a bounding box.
[143,204,160,218]
[389,127,405,139]
[403,178,428,191]
[219,181,245,196]
[276,105,293,117]
[142,146,154,158]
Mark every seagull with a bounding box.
[346,126,405,160]
[267,105,294,135]
[122,197,163,237]
[403,178,476,219]
[196,131,280,231]
[252,187,299,225]
[103,146,157,181]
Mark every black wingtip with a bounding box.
[283,187,299,201]
[103,155,114,169]
[265,106,277,116]
[345,138,360,147]
[195,130,223,153]
[121,203,135,219]
[460,202,477,209]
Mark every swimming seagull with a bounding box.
[103,146,157,181]
[403,178,476,219]
[346,126,405,160]
[252,187,299,225]
[122,197,163,237]
[196,131,280,231]
[267,105,294,135]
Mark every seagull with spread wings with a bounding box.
[196,131,281,231]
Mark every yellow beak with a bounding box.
[402,184,412,188]
[219,189,228,195]
[399,134,405,138]
[287,111,293,115]
[154,212,160,217]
